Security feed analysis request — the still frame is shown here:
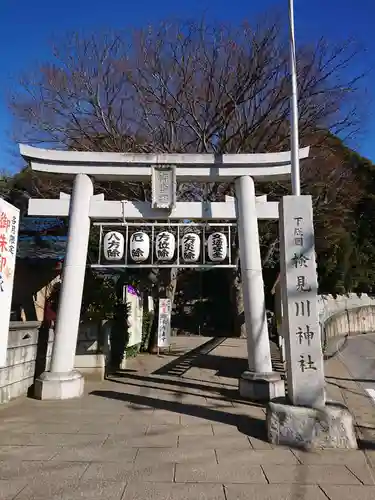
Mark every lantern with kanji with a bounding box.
[129,232,150,262]
[207,232,227,262]
[155,231,175,261]
[103,231,125,261]
[181,233,200,263]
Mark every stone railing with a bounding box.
[318,294,375,342]
[0,322,54,404]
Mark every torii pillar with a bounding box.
[34,174,93,400]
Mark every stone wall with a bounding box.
[0,322,54,404]
[318,294,375,342]
[324,305,375,340]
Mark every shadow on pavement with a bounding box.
[90,389,269,443]
[107,373,265,407]
[152,337,225,377]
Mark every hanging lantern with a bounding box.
[155,231,176,261]
[129,232,150,262]
[103,231,125,261]
[181,233,200,263]
[207,232,227,262]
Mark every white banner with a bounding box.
[157,298,172,348]
[0,199,20,367]
[125,285,143,347]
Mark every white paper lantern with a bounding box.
[155,231,176,261]
[103,231,125,261]
[129,232,150,262]
[181,233,200,263]
[207,232,227,262]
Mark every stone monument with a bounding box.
[267,195,357,449]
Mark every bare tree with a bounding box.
[9,16,368,337]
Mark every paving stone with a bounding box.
[179,415,213,426]
[175,462,267,483]
[122,481,226,499]
[0,433,108,447]
[15,480,127,500]
[52,445,137,462]
[320,485,375,500]
[0,460,88,481]
[149,410,181,424]
[211,424,245,436]
[204,398,235,409]
[82,462,174,482]
[9,423,81,434]
[364,450,375,468]
[135,447,217,465]
[229,404,266,418]
[178,434,251,449]
[0,446,57,461]
[224,484,327,500]
[293,450,368,466]
[146,424,214,436]
[248,436,274,450]
[262,464,362,485]
[104,433,178,448]
[345,463,375,485]
[0,479,27,500]
[216,448,299,465]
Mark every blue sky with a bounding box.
[0,0,374,173]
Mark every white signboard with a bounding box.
[125,285,143,347]
[152,166,176,210]
[279,195,325,408]
[0,199,20,367]
[157,298,172,348]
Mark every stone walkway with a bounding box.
[1,336,375,499]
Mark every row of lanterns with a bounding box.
[103,230,228,263]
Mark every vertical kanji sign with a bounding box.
[157,298,172,348]
[279,195,325,408]
[0,199,20,367]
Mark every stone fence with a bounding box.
[318,294,375,342]
[0,320,109,405]
[0,322,54,404]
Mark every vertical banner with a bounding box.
[157,298,172,348]
[0,199,20,367]
[125,285,143,347]
[279,195,325,408]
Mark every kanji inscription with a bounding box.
[279,195,325,408]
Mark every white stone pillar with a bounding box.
[34,174,93,400]
[235,176,285,400]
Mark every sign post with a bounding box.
[279,195,325,408]
[0,199,20,367]
[157,298,172,353]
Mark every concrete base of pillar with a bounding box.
[239,371,285,401]
[267,400,358,450]
[34,370,84,400]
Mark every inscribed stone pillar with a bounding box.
[279,195,325,408]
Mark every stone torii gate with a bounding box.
[20,144,310,401]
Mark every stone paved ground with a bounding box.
[0,336,375,499]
